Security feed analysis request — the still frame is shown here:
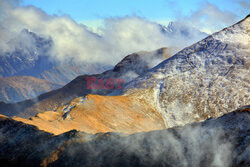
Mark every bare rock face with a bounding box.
[0,106,249,167]
[124,15,250,128]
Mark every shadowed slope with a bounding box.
[0,76,62,103]
[0,106,249,167]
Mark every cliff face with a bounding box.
[0,106,249,167]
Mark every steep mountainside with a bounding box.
[0,76,62,103]
[0,48,170,117]
[0,106,249,167]
[123,15,250,128]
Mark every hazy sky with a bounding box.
[21,0,249,28]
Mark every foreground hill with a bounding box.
[0,76,62,103]
[0,106,249,167]
[0,48,169,117]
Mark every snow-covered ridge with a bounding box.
[213,15,250,47]
[123,15,250,128]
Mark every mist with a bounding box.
[50,109,250,167]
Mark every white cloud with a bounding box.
[182,2,238,33]
[0,0,208,65]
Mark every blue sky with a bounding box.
[20,0,249,28]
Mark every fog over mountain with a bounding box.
[7,15,249,138]
[0,0,210,66]
[0,29,111,102]
[0,0,213,103]
[0,48,170,117]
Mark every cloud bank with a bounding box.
[187,2,238,34]
[0,0,239,65]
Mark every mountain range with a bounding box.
[0,47,169,117]
[0,20,208,103]
[0,14,249,167]
[5,15,249,135]
[0,29,111,84]
[0,29,111,102]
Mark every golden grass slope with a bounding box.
[14,89,165,135]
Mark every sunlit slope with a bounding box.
[14,89,165,135]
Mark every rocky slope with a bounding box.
[0,48,170,118]
[0,106,249,167]
[0,76,62,103]
[123,14,250,128]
